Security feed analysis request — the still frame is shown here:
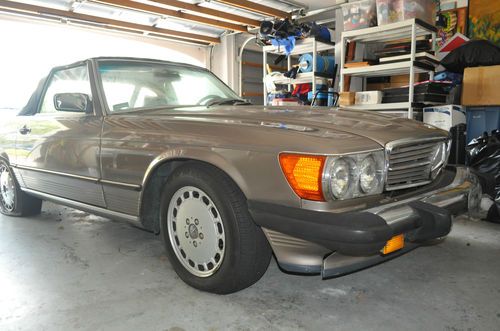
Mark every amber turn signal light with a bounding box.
[279,153,326,201]
[382,234,404,255]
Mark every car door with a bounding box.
[14,62,106,207]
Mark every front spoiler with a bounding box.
[249,166,481,277]
[320,166,481,278]
[322,243,419,278]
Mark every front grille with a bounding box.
[386,139,445,191]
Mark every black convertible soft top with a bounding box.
[19,76,47,116]
[18,57,205,116]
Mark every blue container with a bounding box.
[298,54,335,75]
[307,91,329,106]
[466,106,500,143]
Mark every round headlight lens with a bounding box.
[430,142,445,171]
[359,156,378,193]
[330,158,351,198]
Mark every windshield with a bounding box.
[97,61,242,112]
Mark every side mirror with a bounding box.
[54,93,93,114]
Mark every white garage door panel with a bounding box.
[0,14,207,112]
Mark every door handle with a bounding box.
[19,125,31,135]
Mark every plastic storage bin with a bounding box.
[466,107,500,143]
[376,0,436,26]
[342,0,377,31]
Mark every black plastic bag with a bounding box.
[441,40,500,74]
[466,130,500,223]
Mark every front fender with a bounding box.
[141,146,301,208]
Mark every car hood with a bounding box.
[141,105,448,147]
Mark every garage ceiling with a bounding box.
[0,0,316,45]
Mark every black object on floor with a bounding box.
[466,130,500,223]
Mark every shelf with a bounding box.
[342,61,434,78]
[342,19,437,43]
[341,102,412,110]
[242,92,263,97]
[341,101,442,111]
[242,61,286,71]
[262,37,335,56]
[267,72,333,85]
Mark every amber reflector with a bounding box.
[279,153,326,201]
[382,234,404,255]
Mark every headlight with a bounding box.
[329,158,351,198]
[359,156,379,193]
[323,150,385,200]
[430,142,444,170]
[430,140,450,179]
[279,150,385,202]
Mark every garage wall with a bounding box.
[210,34,261,101]
[0,14,208,112]
[210,34,238,93]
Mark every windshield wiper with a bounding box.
[206,98,251,108]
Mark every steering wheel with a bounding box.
[197,94,223,105]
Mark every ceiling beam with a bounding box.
[149,0,261,27]
[93,0,248,32]
[214,0,290,19]
[0,0,219,44]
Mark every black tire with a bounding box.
[0,159,42,217]
[160,162,272,294]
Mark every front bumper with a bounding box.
[248,166,481,278]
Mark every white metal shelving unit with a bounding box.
[339,19,438,119]
[262,37,335,106]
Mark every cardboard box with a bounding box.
[423,105,466,131]
[339,92,356,106]
[462,65,500,106]
[390,73,427,85]
[355,91,383,105]
[272,98,300,106]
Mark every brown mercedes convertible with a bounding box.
[0,57,482,293]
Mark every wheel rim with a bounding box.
[167,186,226,277]
[0,164,16,212]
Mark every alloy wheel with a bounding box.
[167,186,226,277]
[0,164,16,212]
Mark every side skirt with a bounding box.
[21,188,143,227]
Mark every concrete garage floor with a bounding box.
[1,203,499,331]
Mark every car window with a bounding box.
[134,87,159,108]
[39,65,92,114]
[98,61,240,112]
[100,81,135,112]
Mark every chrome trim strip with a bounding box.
[383,180,432,191]
[388,160,430,171]
[278,148,384,158]
[100,179,142,191]
[21,188,141,225]
[14,165,98,182]
[13,165,142,191]
[385,136,448,150]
